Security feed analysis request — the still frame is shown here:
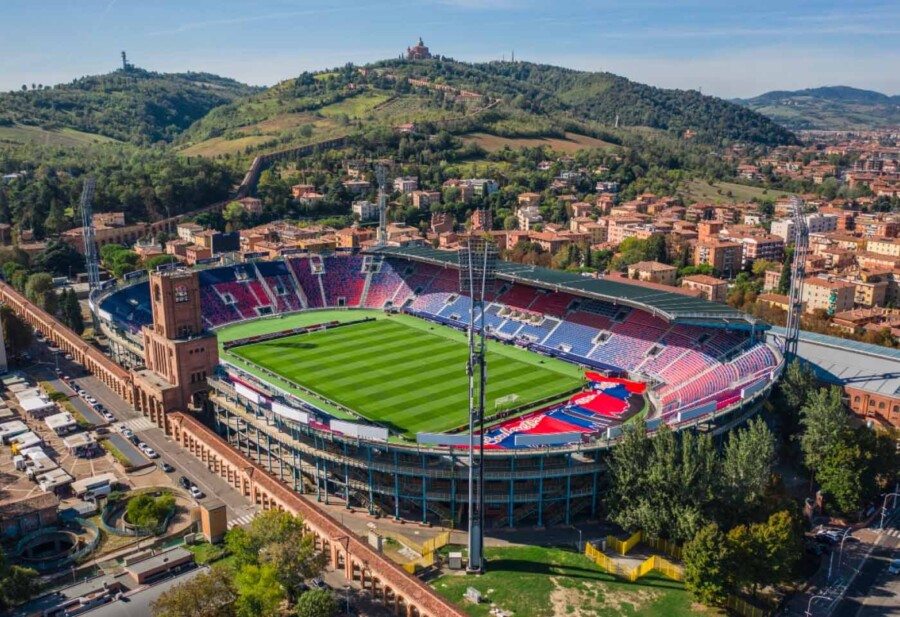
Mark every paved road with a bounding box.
[832,518,900,617]
[26,337,258,526]
[69,370,258,525]
[104,433,150,469]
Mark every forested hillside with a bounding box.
[381,59,799,146]
[736,86,900,130]
[0,68,258,144]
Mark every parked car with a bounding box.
[103,412,115,422]
[889,559,900,575]
[143,447,158,459]
[122,428,134,438]
[117,424,127,433]
[178,476,191,489]
[310,578,328,590]
[189,485,204,499]
[64,353,73,361]
[159,462,174,473]
[129,435,140,446]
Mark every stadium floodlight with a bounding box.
[458,235,498,574]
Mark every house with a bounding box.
[176,222,204,243]
[682,274,728,303]
[627,261,677,286]
[410,190,441,209]
[431,212,454,235]
[517,192,542,208]
[516,205,543,231]
[393,177,418,194]
[235,197,263,215]
[352,201,379,222]
[342,180,371,194]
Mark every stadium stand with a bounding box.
[287,257,325,308]
[321,255,365,307]
[98,252,781,421]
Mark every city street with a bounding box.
[24,340,259,528]
[786,507,900,617]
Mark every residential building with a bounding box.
[805,213,838,234]
[517,205,543,231]
[866,237,900,258]
[682,274,728,303]
[802,276,855,314]
[431,212,454,235]
[410,190,441,209]
[470,209,493,232]
[176,223,204,243]
[352,201,379,222]
[694,239,742,278]
[770,219,795,242]
[517,192,542,208]
[393,177,418,194]
[342,180,371,194]
[627,261,677,286]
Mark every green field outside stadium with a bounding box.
[220,310,584,437]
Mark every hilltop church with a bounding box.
[406,37,432,61]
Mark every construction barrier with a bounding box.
[606,529,643,555]
[643,535,684,561]
[421,530,451,555]
[402,551,435,574]
[584,543,683,583]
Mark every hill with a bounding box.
[0,68,259,145]
[176,58,796,159]
[382,59,799,146]
[736,86,900,130]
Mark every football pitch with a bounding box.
[225,312,583,437]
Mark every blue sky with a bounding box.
[1,0,899,98]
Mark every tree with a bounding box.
[64,289,84,335]
[261,533,326,602]
[777,257,791,294]
[817,436,868,514]
[799,386,850,478]
[683,523,730,606]
[0,546,39,610]
[144,254,179,270]
[224,201,245,232]
[31,240,84,278]
[25,272,57,313]
[234,563,284,617]
[150,566,236,617]
[125,494,175,532]
[0,306,33,358]
[44,198,68,236]
[295,589,337,617]
[721,417,776,508]
[779,360,817,412]
[727,510,801,596]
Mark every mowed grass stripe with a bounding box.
[232,318,582,436]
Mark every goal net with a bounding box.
[495,394,519,411]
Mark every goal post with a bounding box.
[495,393,519,411]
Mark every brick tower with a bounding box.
[132,269,218,428]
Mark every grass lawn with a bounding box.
[0,123,118,147]
[432,546,715,617]
[225,311,583,437]
[677,179,797,204]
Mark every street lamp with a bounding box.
[344,584,351,616]
[805,594,832,617]
[879,493,900,531]
[837,527,852,575]
[574,526,583,552]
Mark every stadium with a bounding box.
[94,247,783,528]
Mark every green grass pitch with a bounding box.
[226,313,583,437]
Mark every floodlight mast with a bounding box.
[459,236,497,574]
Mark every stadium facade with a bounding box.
[93,248,783,528]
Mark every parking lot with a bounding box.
[17,335,259,527]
